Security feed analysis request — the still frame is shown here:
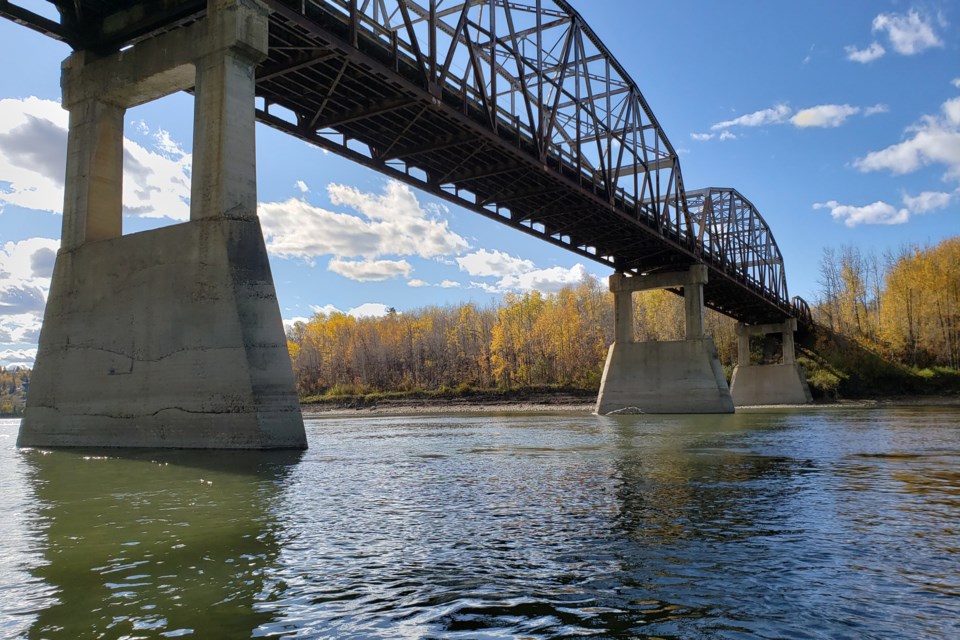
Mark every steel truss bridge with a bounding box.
[3,0,803,324]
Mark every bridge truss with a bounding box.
[2,0,797,324]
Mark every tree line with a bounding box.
[0,368,29,416]
[814,237,959,371]
[287,236,958,399]
[286,278,739,397]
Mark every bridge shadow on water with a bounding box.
[16,448,302,639]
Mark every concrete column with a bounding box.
[60,67,125,250]
[610,274,633,343]
[684,279,705,340]
[737,328,751,366]
[191,0,269,221]
[782,327,796,365]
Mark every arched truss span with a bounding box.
[684,188,789,307]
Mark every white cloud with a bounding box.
[310,304,342,316]
[690,132,714,141]
[469,281,501,294]
[498,264,592,293]
[854,97,960,180]
[845,42,886,63]
[327,257,412,281]
[711,104,791,130]
[282,316,310,332]
[953,78,960,89]
[718,131,737,141]
[259,181,468,262]
[0,238,60,351]
[902,190,954,213]
[872,10,943,55]
[790,104,861,128]
[439,280,460,288]
[0,97,68,212]
[0,97,192,219]
[456,249,534,277]
[944,97,960,126]
[348,303,392,318]
[0,347,37,369]
[813,200,909,227]
[864,104,890,117]
[407,279,429,287]
[295,180,309,193]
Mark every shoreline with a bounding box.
[299,393,960,417]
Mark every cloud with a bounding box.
[854,97,960,180]
[498,264,592,293]
[439,280,460,288]
[0,97,68,212]
[347,303,393,318]
[259,181,469,262]
[845,42,886,63]
[407,279,429,287]
[456,249,534,277]
[327,257,412,281]
[902,190,954,213]
[953,78,960,89]
[0,347,37,369]
[711,102,880,132]
[0,237,60,351]
[711,104,791,130]
[790,104,861,128]
[0,97,192,219]
[282,316,310,332]
[310,304,342,316]
[872,10,943,55]
[295,180,309,193]
[690,132,714,141]
[864,104,890,117]
[814,200,909,227]
[469,281,501,294]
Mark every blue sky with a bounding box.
[1,1,959,367]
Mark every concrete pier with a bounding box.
[596,266,734,414]
[729,319,813,406]
[19,0,307,449]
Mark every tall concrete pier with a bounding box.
[729,320,813,407]
[596,266,734,414]
[18,0,307,449]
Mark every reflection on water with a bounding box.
[1,406,958,639]
[1,444,300,638]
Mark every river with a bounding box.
[1,406,958,638]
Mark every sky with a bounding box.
[1,0,959,368]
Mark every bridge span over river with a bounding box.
[4,0,812,449]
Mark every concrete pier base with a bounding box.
[18,218,306,449]
[595,265,734,415]
[18,0,306,448]
[729,319,812,407]
[730,363,813,407]
[595,339,734,414]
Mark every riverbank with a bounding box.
[300,391,960,416]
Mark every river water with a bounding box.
[0,407,958,639]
